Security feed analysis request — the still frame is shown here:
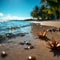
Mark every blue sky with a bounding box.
[0,0,40,20]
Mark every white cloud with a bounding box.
[4,15,31,20]
[0,13,32,22]
[0,13,4,16]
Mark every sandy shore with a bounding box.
[29,21,60,27]
[0,22,60,60]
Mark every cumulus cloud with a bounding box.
[0,13,4,16]
[0,13,32,22]
[4,15,31,20]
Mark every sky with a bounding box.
[0,0,40,21]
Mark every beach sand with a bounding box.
[0,21,60,60]
[29,20,60,27]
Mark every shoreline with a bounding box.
[0,20,60,60]
[28,20,60,27]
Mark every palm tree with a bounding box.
[31,6,40,20]
[40,0,60,19]
[46,0,60,19]
[31,0,60,20]
[40,5,48,19]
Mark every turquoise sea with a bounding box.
[0,20,32,35]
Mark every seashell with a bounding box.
[27,56,36,60]
[1,51,7,58]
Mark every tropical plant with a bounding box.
[31,6,40,20]
[41,0,60,19]
[31,0,60,20]
[38,31,47,38]
[48,37,60,50]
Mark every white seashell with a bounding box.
[28,56,32,59]
[2,51,6,54]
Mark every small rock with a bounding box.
[1,51,7,58]
[19,42,25,45]
[24,46,34,50]
[27,56,36,60]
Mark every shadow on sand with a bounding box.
[0,32,27,43]
[50,50,60,57]
[38,37,50,42]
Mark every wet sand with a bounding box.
[0,22,60,60]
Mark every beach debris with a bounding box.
[24,45,34,50]
[1,51,7,58]
[0,35,6,40]
[27,56,36,60]
[52,28,58,32]
[47,27,60,32]
[24,46,30,50]
[19,42,25,45]
[47,29,52,32]
[6,33,15,39]
[48,37,60,50]
[38,31,47,38]
[25,41,31,46]
[19,41,31,46]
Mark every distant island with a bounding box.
[25,19,60,21]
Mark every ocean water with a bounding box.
[0,20,32,35]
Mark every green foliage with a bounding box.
[31,6,40,19]
[31,0,60,20]
[45,0,60,19]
